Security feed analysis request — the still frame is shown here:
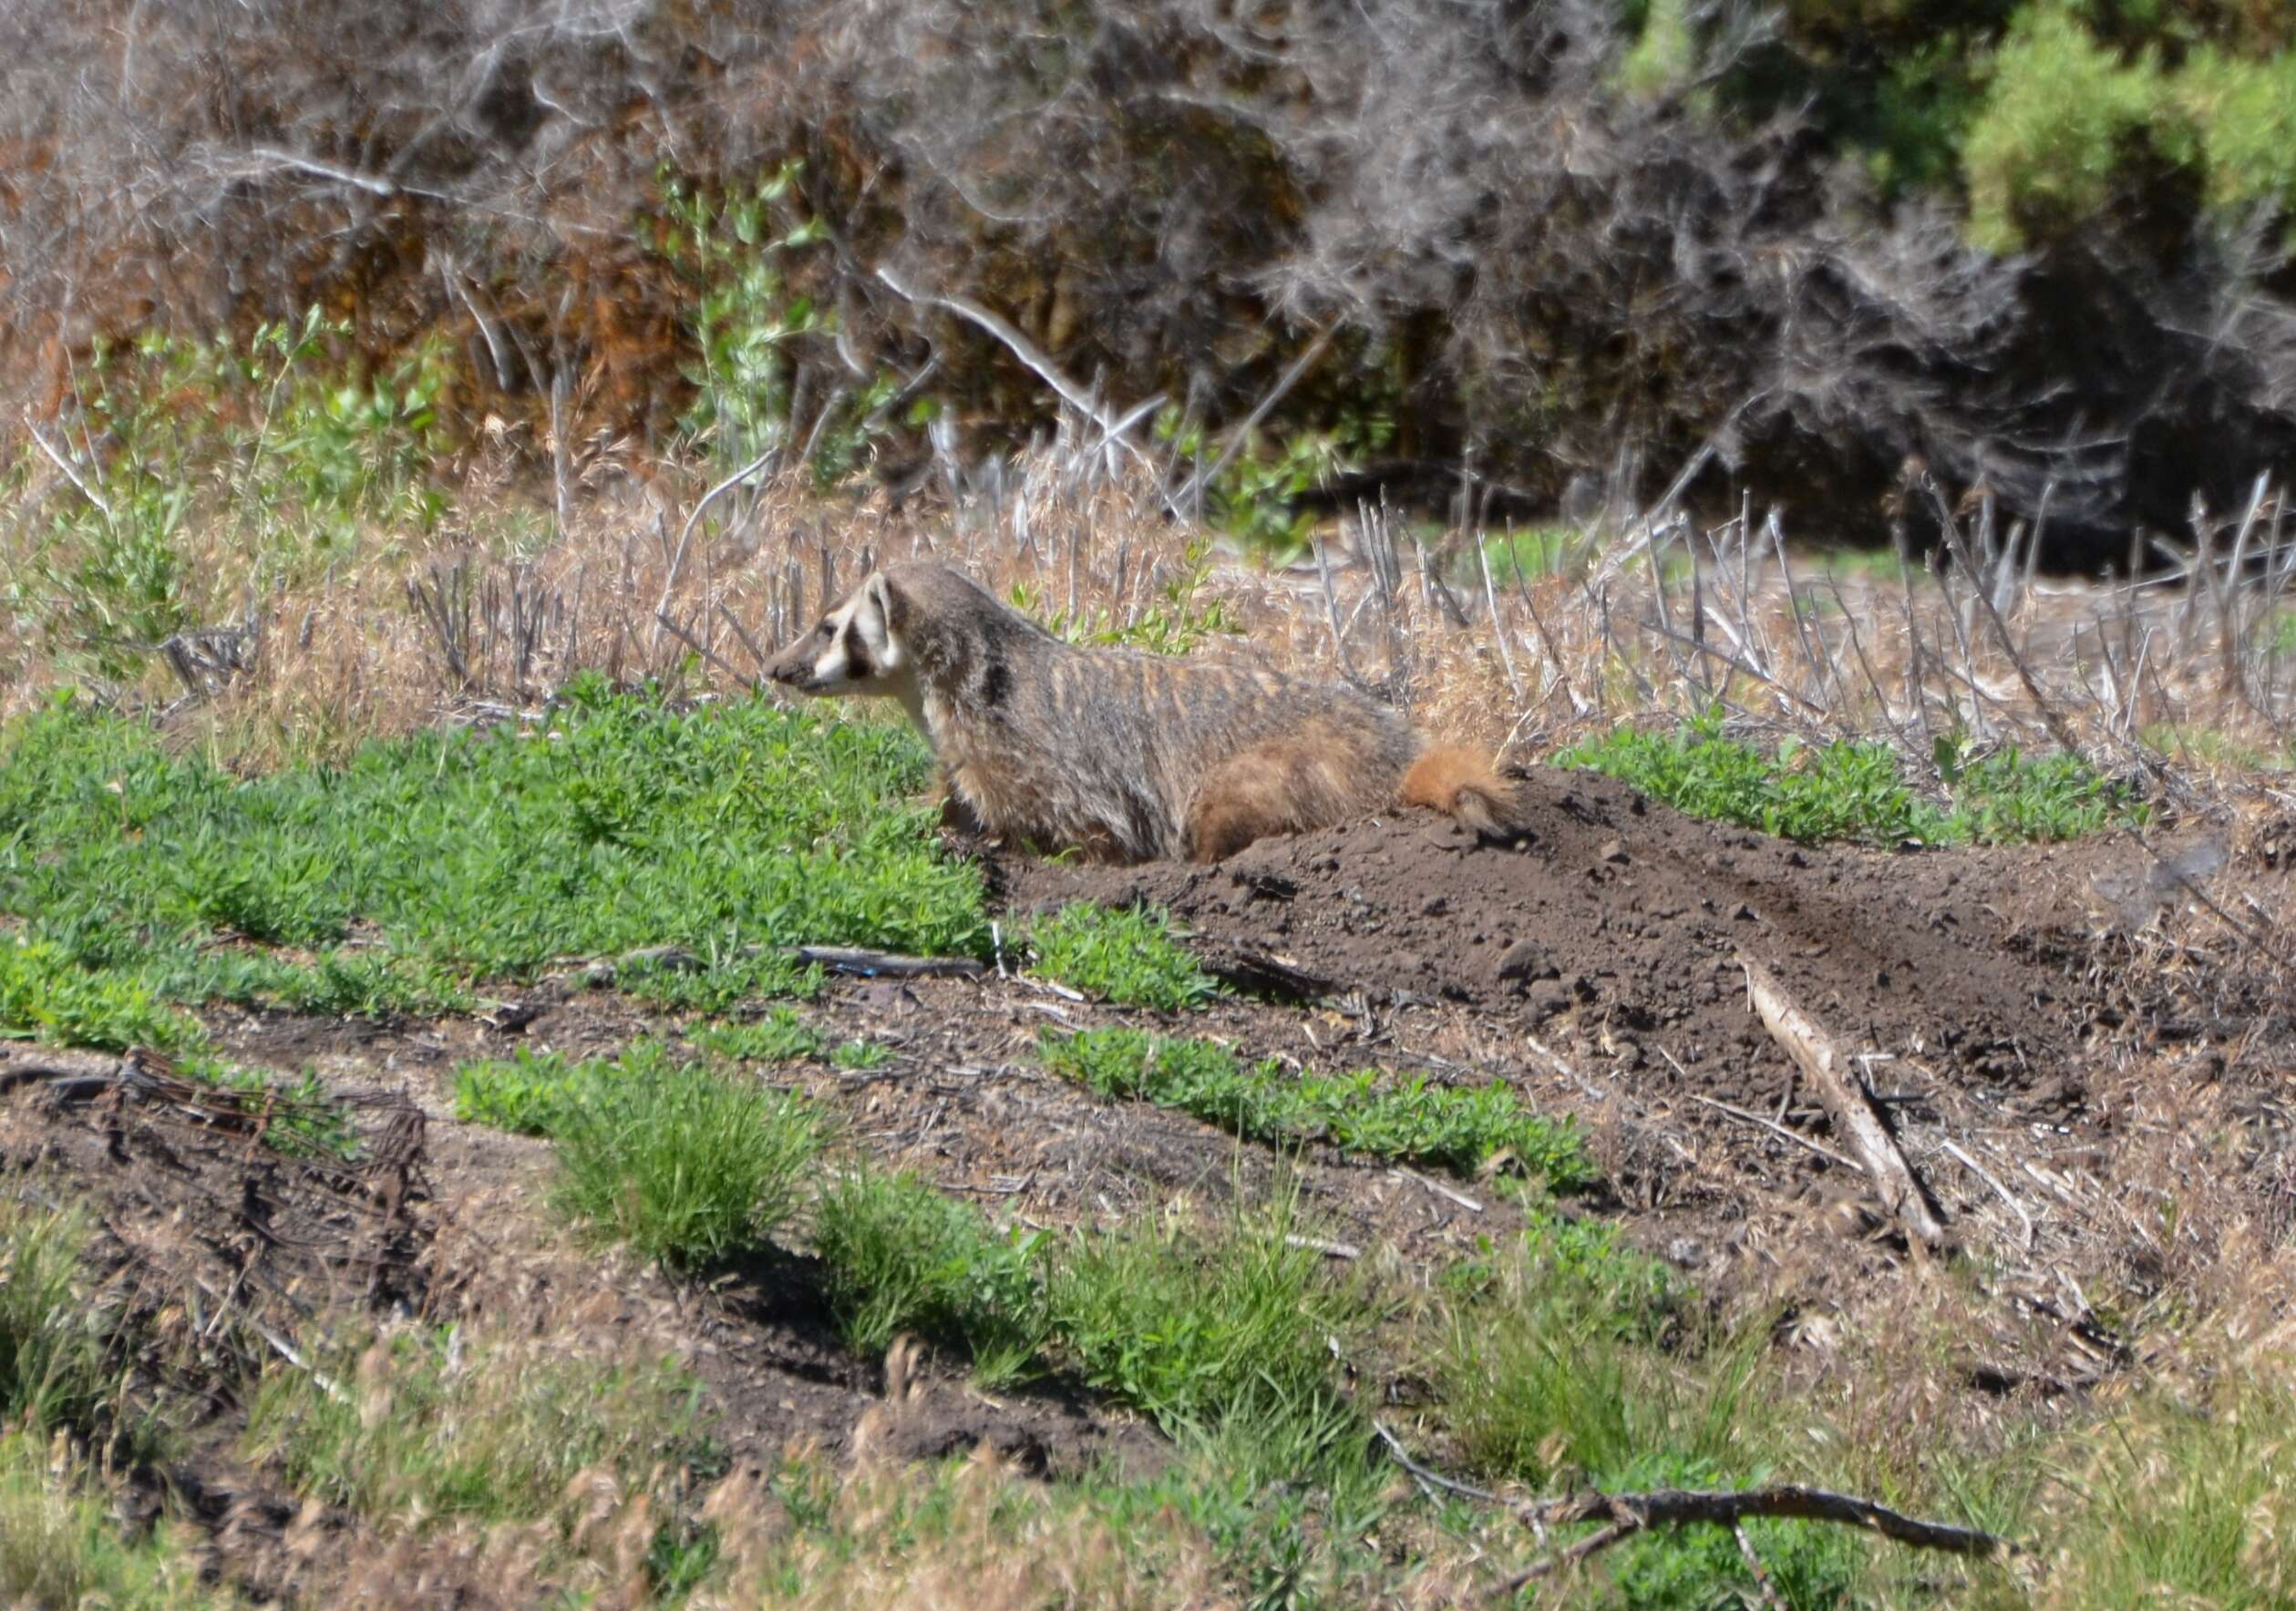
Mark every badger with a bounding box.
[762,560,1524,863]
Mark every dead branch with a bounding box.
[1373,1418,2013,1601]
[1737,953,1948,1249]
[1489,1483,2014,1596]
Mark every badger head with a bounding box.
[764,571,910,698]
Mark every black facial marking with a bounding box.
[841,620,875,679]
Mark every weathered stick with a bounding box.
[1490,1483,2013,1596]
[1736,954,1947,1249]
[792,946,986,980]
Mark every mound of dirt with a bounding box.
[1004,768,2190,1119]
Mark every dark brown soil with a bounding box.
[1002,766,2282,1120]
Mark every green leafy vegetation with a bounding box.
[1560,712,2138,845]
[1040,1028,1594,1188]
[243,1325,714,1538]
[0,935,204,1054]
[1481,526,1579,584]
[452,1043,625,1136]
[1027,903,1218,1011]
[688,1007,824,1064]
[811,1169,1049,1387]
[1961,2,2296,251]
[6,313,452,676]
[830,1038,891,1071]
[0,686,986,1046]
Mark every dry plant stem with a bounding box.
[1925,478,2092,769]
[1689,1092,1862,1173]
[1938,1136,2036,1251]
[1734,1525,1789,1611]
[1737,953,1947,1249]
[1172,323,1336,513]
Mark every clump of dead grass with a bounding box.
[690,1436,1227,1610]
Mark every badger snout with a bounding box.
[761,642,820,692]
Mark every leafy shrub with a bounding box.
[1028,904,1216,1011]
[1041,1029,1593,1188]
[1962,5,2163,252]
[811,1170,1049,1385]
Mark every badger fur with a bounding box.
[762,560,1523,864]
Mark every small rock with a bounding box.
[1599,838,1630,864]
[1494,937,1550,983]
[1529,981,1572,1021]
[1731,902,1757,921]
[1420,895,1449,918]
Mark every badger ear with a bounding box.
[857,573,903,669]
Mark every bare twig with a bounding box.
[1690,1093,1862,1174]
[1738,954,1947,1249]
[1937,1137,2036,1252]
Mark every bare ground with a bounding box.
[4,771,2291,1603]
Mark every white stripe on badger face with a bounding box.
[806,574,905,692]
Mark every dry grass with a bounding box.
[11,416,2293,839]
[690,1432,1229,1610]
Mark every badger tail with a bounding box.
[1399,745,1530,842]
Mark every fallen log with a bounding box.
[1737,953,1947,1250]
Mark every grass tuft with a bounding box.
[810,1170,1049,1386]
[1027,904,1217,1011]
[0,1200,111,1437]
[0,1433,231,1608]
[547,1052,823,1270]
[1047,1196,1360,1444]
[242,1325,713,1536]
[1041,1028,1593,1188]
